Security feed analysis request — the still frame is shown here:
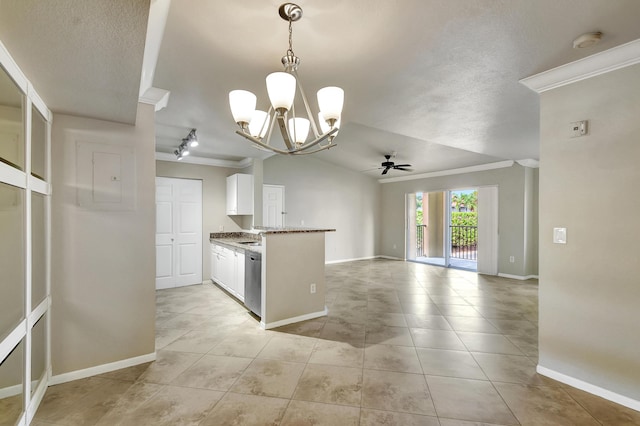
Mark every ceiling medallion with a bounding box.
[229,3,343,155]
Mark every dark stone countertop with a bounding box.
[209,232,261,253]
[252,226,336,234]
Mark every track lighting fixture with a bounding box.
[174,128,198,160]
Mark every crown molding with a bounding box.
[516,158,540,168]
[379,160,515,184]
[156,152,253,169]
[139,87,170,111]
[520,38,640,93]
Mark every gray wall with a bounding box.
[263,155,381,263]
[380,164,538,277]
[51,104,156,375]
[538,63,640,401]
[156,160,246,280]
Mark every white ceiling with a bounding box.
[2,1,640,177]
[0,0,148,124]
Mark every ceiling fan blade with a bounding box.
[394,167,413,172]
[381,167,390,175]
[393,164,412,168]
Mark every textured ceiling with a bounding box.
[152,0,640,175]
[1,1,640,176]
[0,0,149,124]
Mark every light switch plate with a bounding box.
[553,227,567,244]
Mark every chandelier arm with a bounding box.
[235,130,294,155]
[261,108,278,147]
[257,106,274,142]
[275,113,294,150]
[292,70,321,138]
[295,127,338,151]
[290,143,338,155]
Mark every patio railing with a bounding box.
[416,224,427,257]
[450,225,477,260]
[415,224,477,261]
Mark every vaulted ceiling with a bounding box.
[2,1,640,177]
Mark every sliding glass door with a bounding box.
[407,189,480,272]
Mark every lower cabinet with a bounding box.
[210,243,245,301]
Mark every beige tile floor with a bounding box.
[30,259,640,425]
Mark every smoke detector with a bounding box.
[573,32,602,49]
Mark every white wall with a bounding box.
[538,63,640,403]
[50,103,156,375]
[380,164,538,277]
[156,160,246,280]
[263,155,381,263]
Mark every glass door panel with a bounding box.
[0,64,24,171]
[0,339,24,424]
[0,182,24,339]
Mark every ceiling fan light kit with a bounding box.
[228,3,344,155]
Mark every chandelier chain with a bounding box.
[287,17,295,57]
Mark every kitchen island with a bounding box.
[210,226,334,329]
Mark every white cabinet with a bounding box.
[226,173,253,215]
[210,242,245,302]
[211,244,221,283]
[233,249,245,299]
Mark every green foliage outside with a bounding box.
[451,212,478,247]
[415,191,478,247]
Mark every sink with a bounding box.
[237,241,261,246]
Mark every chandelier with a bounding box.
[229,3,344,155]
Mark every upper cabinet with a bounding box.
[226,173,253,215]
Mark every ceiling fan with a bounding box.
[380,154,412,175]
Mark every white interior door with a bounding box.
[477,186,499,275]
[263,184,285,227]
[156,177,202,289]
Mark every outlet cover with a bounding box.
[310,283,316,294]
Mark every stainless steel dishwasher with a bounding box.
[244,251,262,317]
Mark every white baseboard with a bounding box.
[261,307,328,330]
[377,255,404,261]
[537,365,640,412]
[325,256,379,265]
[49,352,156,386]
[498,273,539,280]
[0,383,21,398]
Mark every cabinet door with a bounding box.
[219,246,232,288]
[236,174,254,215]
[210,244,220,282]
[235,250,245,299]
[226,175,237,215]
